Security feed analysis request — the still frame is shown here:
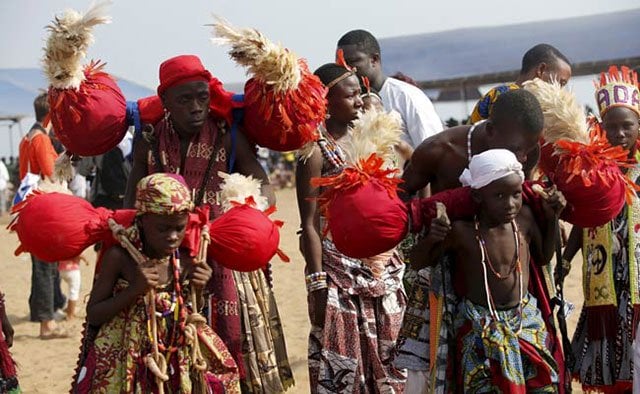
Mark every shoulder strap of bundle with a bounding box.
[228,94,245,173]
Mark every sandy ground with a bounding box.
[0,188,585,393]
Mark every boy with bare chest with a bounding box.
[415,149,564,393]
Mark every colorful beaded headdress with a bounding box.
[595,65,640,118]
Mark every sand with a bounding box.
[0,188,585,393]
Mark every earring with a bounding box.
[163,108,171,122]
[325,113,331,120]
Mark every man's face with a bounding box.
[327,74,363,124]
[475,173,523,224]
[338,44,377,80]
[140,212,189,258]
[540,59,572,87]
[488,120,541,165]
[162,81,210,136]
[602,106,640,154]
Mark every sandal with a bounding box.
[39,327,70,340]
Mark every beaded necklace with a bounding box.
[466,120,486,162]
[474,217,521,280]
[317,125,347,170]
[144,251,187,357]
[474,215,524,333]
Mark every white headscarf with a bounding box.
[459,149,524,189]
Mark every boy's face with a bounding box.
[140,212,189,257]
[161,81,210,137]
[474,173,523,224]
[602,106,640,154]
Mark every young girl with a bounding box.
[296,60,406,392]
[72,173,240,393]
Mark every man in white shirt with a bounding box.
[337,29,443,148]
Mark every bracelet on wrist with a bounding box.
[305,272,328,292]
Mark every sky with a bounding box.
[1,0,639,155]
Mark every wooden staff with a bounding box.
[108,219,168,392]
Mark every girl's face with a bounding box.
[327,74,363,124]
[602,106,640,155]
[139,212,189,258]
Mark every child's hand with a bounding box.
[132,265,160,294]
[539,185,566,218]
[426,202,451,244]
[189,263,212,290]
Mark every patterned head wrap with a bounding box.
[595,65,640,118]
[135,173,193,216]
[460,149,524,190]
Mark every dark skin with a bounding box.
[559,106,640,281]
[296,74,363,327]
[338,44,385,93]
[1,310,13,348]
[517,58,572,87]
[414,174,565,308]
[400,120,541,198]
[124,81,275,211]
[86,213,212,326]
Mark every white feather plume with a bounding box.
[218,171,268,212]
[297,141,318,163]
[54,152,74,182]
[210,17,301,93]
[43,1,112,90]
[340,109,403,168]
[522,78,588,144]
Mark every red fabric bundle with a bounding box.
[539,122,637,228]
[48,62,128,156]
[407,187,476,233]
[8,192,136,262]
[241,60,326,151]
[312,154,407,258]
[137,77,237,126]
[328,180,407,258]
[207,202,287,272]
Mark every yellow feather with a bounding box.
[340,109,403,168]
[42,1,112,90]
[210,17,300,93]
[522,78,588,143]
[218,171,268,212]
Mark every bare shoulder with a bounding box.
[449,220,474,247]
[100,245,131,275]
[297,145,323,174]
[516,204,536,237]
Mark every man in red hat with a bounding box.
[125,55,293,392]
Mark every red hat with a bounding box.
[157,55,212,96]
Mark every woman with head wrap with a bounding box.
[418,149,564,392]
[71,173,240,393]
[296,55,406,392]
[559,66,640,393]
